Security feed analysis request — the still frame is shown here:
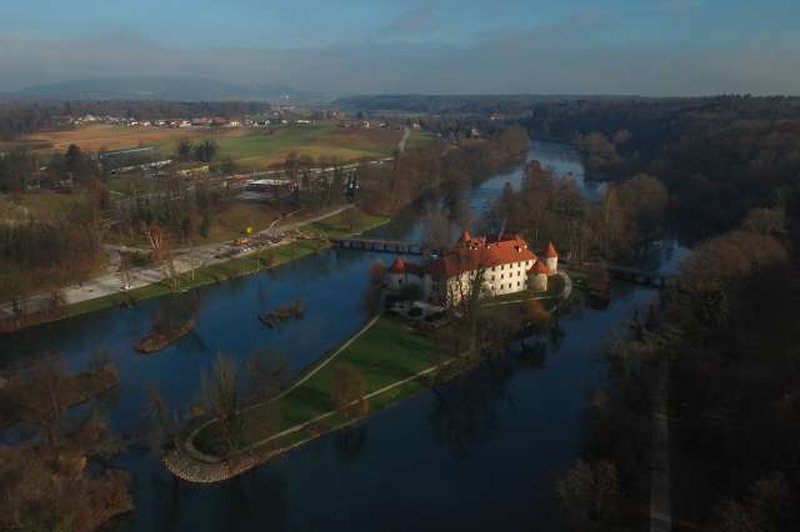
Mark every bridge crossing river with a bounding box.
[332,237,426,255]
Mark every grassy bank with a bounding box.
[58,209,389,321]
[194,318,442,456]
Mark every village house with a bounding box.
[387,232,559,306]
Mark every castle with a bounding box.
[387,232,558,305]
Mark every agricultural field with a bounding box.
[1,124,237,154]
[406,130,439,149]
[210,125,404,170]
[2,123,415,170]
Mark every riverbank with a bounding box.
[0,207,390,332]
[165,317,452,483]
[166,268,575,484]
[0,364,119,431]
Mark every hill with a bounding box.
[13,78,318,104]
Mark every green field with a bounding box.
[0,192,87,222]
[307,209,389,238]
[406,130,439,149]
[157,125,404,170]
[193,317,441,455]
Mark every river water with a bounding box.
[0,140,683,531]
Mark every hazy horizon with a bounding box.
[2,0,800,97]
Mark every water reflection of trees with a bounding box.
[429,353,515,457]
[334,424,369,462]
[222,468,289,531]
[153,291,203,330]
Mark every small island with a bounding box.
[258,300,306,328]
[134,320,194,354]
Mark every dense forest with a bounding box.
[522,96,800,232]
[490,162,668,263]
[512,98,800,531]
[334,94,630,115]
[338,95,800,234]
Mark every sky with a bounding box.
[1,0,799,96]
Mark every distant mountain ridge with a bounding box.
[13,78,320,103]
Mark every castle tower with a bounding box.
[529,260,550,292]
[544,242,558,274]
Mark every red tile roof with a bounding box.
[530,260,550,275]
[429,234,537,277]
[544,242,558,258]
[389,257,426,276]
[389,258,407,274]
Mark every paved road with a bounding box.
[0,205,354,319]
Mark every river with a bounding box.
[0,140,684,531]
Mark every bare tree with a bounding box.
[330,363,368,419]
[556,459,621,528]
[146,386,180,450]
[202,353,242,452]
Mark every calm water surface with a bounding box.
[0,141,679,531]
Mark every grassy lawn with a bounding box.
[307,209,390,238]
[0,191,85,222]
[209,126,402,170]
[406,130,439,149]
[106,175,151,195]
[194,318,441,455]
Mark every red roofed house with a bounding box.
[386,233,559,306]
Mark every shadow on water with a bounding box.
[429,354,516,458]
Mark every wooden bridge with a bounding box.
[332,237,425,255]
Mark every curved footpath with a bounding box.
[164,316,381,483]
[164,359,451,483]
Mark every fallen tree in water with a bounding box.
[134,320,194,354]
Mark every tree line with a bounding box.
[522,96,800,233]
[355,127,530,216]
[488,160,668,264]
[557,202,800,531]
